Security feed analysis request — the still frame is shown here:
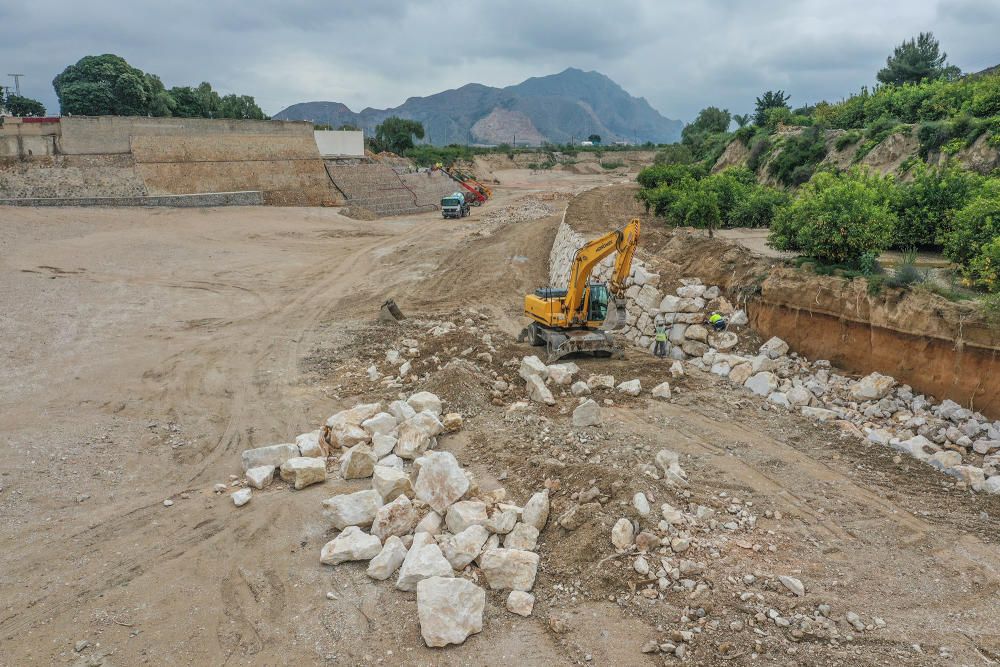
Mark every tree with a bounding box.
[374,117,425,154]
[587,134,602,144]
[219,94,266,120]
[768,169,897,265]
[4,94,46,117]
[685,107,731,136]
[877,32,960,86]
[53,54,153,116]
[145,74,174,117]
[733,113,751,128]
[753,90,791,126]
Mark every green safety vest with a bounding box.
[709,313,723,324]
[655,329,667,342]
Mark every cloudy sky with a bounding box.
[2,0,997,123]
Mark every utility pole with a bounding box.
[7,74,24,96]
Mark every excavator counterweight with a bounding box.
[519,218,640,362]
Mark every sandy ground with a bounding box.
[1,169,999,666]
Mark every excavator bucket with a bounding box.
[601,297,628,331]
[378,298,406,323]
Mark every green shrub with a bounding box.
[768,169,897,264]
[891,163,982,249]
[653,144,695,165]
[967,236,1000,292]
[768,126,828,186]
[746,135,772,173]
[886,249,927,288]
[939,181,1000,266]
[636,163,708,189]
[601,160,625,170]
[730,185,790,228]
[834,131,862,151]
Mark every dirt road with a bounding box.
[2,171,999,666]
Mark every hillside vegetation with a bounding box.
[637,33,1000,299]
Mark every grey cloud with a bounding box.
[0,0,995,124]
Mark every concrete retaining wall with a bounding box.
[0,191,263,207]
[314,130,364,157]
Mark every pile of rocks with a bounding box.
[681,333,1000,495]
[515,354,670,414]
[313,392,549,648]
[479,198,554,229]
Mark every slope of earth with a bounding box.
[0,171,998,666]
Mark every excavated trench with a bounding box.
[557,185,1000,418]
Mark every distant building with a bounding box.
[580,141,593,147]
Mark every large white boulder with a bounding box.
[396,543,454,592]
[651,382,672,399]
[407,391,443,417]
[371,495,419,541]
[416,576,485,647]
[440,525,491,570]
[414,451,470,513]
[388,399,417,424]
[323,489,383,529]
[503,523,539,551]
[525,375,556,405]
[611,517,634,550]
[759,337,789,359]
[279,457,327,490]
[506,591,535,617]
[479,548,539,591]
[320,526,381,565]
[745,371,779,397]
[367,535,408,580]
[684,324,708,342]
[522,491,550,530]
[518,356,548,382]
[570,380,591,397]
[372,465,412,502]
[295,431,324,458]
[241,443,299,472]
[362,412,397,437]
[677,284,707,299]
[850,372,896,401]
[708,331,739,351]
[659,295,683,313]
[572,399,602,427]
[547,363,579,386]
[617,379,641,396]
[325,403,381,447]
[371,433,397,458]
[587,374,615,390]
[245,465,275,490]
[446,500,489,534]
[394,422,433,460]
[340,445,376,479]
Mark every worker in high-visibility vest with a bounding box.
[707,312,727,332]
[653,315,668,358]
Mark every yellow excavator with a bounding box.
[519,218,640,362]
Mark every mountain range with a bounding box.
[273,68,682,146]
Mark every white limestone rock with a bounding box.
[241,443,299,472]
[388,399,417,424]
[295,431,324,458]
[279,456,327,490]
[440,524,491,570]
[518,356,548,382]
[729,309,749,326]
[522,491,550,531]
[396,543,454,591]
[525,375,556,405]
[416,576,485,647]
[367,535,408,580]
[371,495,419,541]
[407,391,443,417]
[446,500,489,534]
[506,590,535,617]
[572,399,602,427]
[323,489,383,529]
[611,517,634,550]
[587,374,615,390]
[850,372,897,401]
[362,412,397,437]
[617,379,641,396]
[340,445,376,479]
[503,522,539,551]
[759,337,789,359]
[372,465,412,502]
[745,371,779,397]
[684,324,708,342]
[371,433,397,458]
[320,526,382,565]
[485,505,520,535]
[651,382,672,399]
[231,488,252,507]
[708,331,739,352]
[479,548,540,591]
[245,465,275,490]
[570,380,591,397]
[414,451,470,513]
[669,361,685,378]
[442,413,463,432]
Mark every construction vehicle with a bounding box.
[440,191,471,219]
[519,218,640,362]
[433,164,491,205]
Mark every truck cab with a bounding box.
[441,192,470,219]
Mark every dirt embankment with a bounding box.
[564,184,1000,417]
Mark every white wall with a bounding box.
[314,130,364,157]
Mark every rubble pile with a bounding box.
[238,387,548,649]
[478,198,554,230]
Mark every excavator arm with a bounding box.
[563,218,641,325]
